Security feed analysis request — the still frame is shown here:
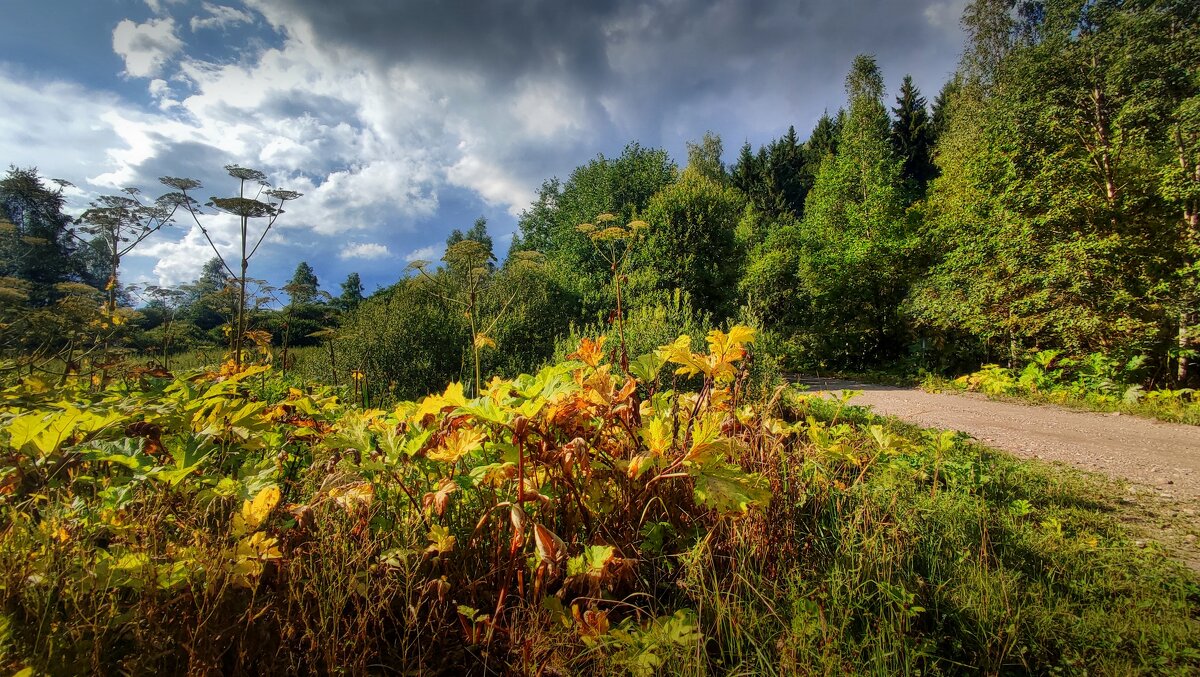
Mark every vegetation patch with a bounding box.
[3,332,1198,674]
[926,351,1200,426]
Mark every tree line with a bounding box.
[1,0,1196,396]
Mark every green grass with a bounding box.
[653,393,1200,675]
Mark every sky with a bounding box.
[0,0,968,298]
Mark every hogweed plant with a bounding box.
[159,165,302,369]
[0,324,777,670]
[577,214,648,373]
[74,188,180,316]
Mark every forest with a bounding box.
[2,0,1199,674]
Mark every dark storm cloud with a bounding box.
[255,0,622,83]
[256,0,966,146]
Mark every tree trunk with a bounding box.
[109,248,120,315]
[1178,309,1190,384]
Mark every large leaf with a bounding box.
[628,351,667,383]
[232,484,281,535]
[427,427,484,464]
[691,462,770,515]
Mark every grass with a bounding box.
[2,352,1198,675]
[922,374,1200,427]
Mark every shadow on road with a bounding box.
[789,375,904,392]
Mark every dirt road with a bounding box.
[795,377,1200,501]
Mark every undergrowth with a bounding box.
[2,331,1198,675]
[925,351,1200,426]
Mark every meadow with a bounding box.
[3,329,1198,675]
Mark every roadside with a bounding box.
[796,376,1200,570]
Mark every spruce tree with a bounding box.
[891,75,936,195]
[286,261,320,306]
[338,272,365,311]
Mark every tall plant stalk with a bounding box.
[160,166,302,368]
[577,213,648,373]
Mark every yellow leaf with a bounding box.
[657,335,709,378]
[628,452,654,478]
[703,326,755,381]
[474,333,497,350]
[236,531,283,561]
[233,485,280,535]
[413,382,468,421]
[641,416,672,456]
[426,524,456,555]
[328,482,374,513]
[428,427,485,464]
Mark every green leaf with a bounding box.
[567,544,615,577]
[690,462,770,515]
[459,397,509,427]
[628,351,667,383]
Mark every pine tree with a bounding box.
[891,75,937,197]
[286,261,320,306]
[806,111,843,161]
[731,142,766,206]
[338,272,365,311]
[765,126,808,216]
[930,76,961,143]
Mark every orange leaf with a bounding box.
[568,336,607,368]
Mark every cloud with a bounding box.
[242,0,968,210]
[191,2,255,32]
[3,0,970,293]
[404,245,441,262]
[113,18,184,78]
[132,224,233,285]
[339,242,392,260]
[923,0,969,31]
[144,0,186,14]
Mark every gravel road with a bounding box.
[795,377,1200,501]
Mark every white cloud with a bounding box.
[404,245,441,262]
[447,149,536,217]
[190,3,255,32]
[923,1,968,31]
[0,69,129,187]
[144,0,186,14]
[339,242,392,260]
[113,18,184,78]
[129,214,242,286]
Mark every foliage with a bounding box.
[0,168,90,308]
[934,350,1200,424]
[911,0,1200,382]
[513,142,677,317]
[742,54,916,369]
[335,272,365,312]
[632,168,745,320]
[2,331,1198,674]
